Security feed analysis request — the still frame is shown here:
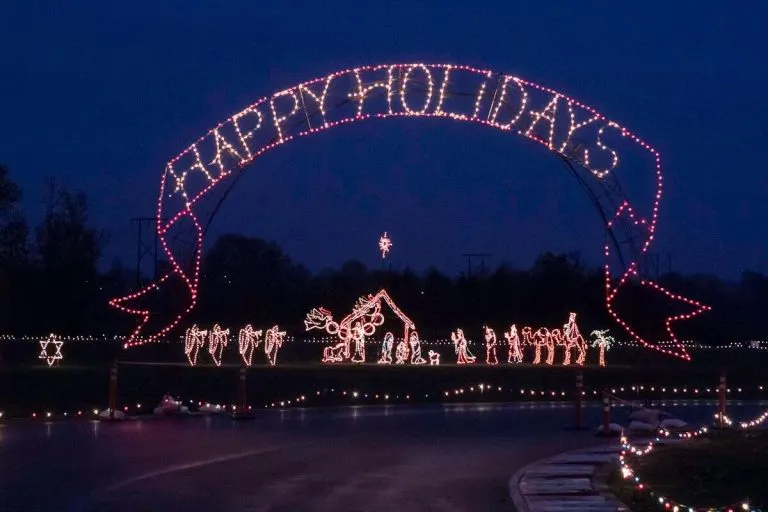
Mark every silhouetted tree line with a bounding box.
[0,165,766,344]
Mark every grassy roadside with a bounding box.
[610,429,768,510]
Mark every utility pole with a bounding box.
[462,253,491,278]
[131,217,163,288]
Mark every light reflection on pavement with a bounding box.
[0,401,760,511]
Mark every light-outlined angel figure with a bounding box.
[451,328,476,364]
[505,324,523,363]
[185,325,208,366]
[208,324,229,366]
[264,325,286,366]
[238,324,263,366]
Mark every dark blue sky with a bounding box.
[2,2,766,278]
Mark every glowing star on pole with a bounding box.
[208,324,229,366]
[111,62,710,359]
[38,333,63,367]
[590,329,615,367]
[185,325,208,366]
[237,325,262,366]
[379,232,392,258]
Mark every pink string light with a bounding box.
[109,63,709,357]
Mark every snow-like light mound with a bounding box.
[153,394,190,416]
[98,409,128,420]
[199,403,226,415]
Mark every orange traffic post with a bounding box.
[108,362,118,420]
[239,366,247,412]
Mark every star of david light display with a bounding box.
[39,333,64,367]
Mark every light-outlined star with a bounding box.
[39,333,64,367]
[379,232,392,258]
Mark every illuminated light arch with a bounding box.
[110,62,710,359]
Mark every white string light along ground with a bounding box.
[590,329,614,367]
[378,332,394,364]
[264,325,286,366]
[378,232,392,258]
[451,329,476,364]
[484,326,499,365]
[38,333,63,367]
[409,331,427,364]
[505,324,524,363]
[208,324,229,367]
[238,325,263,366]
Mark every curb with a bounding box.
[508,443,629,512]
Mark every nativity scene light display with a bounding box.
[180,289,609,367]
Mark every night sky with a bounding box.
[2,2,766,278]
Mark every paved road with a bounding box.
[0,401,754,511]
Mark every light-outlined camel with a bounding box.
[523,326,555,365]
[563,312,587,365]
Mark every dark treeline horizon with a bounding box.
[1,165,768,344]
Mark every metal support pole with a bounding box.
[718,371,726,428]
[602,391,611,434]
[108,362,118,420]
[239,366,247,413]
[575,371,583,428]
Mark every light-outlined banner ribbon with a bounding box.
[110,63,710,357]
